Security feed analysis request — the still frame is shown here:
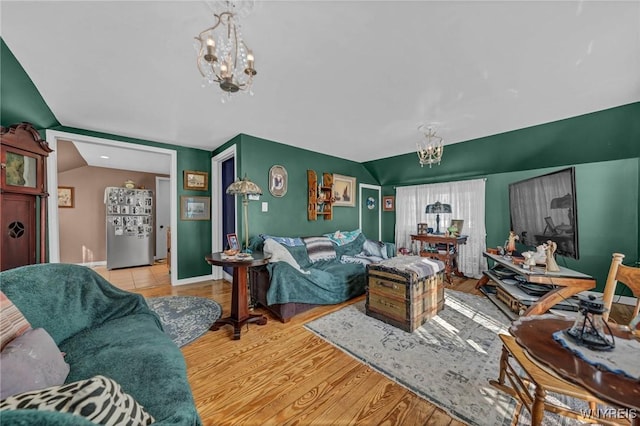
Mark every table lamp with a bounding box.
[226,175,262,253]
[425,201,451,235]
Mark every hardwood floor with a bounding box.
[125,271,633,426]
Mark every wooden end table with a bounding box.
[205,252,270,340]
[410,234,468,283]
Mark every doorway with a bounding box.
[45,129,178,284]
[211,145,237,280]
[155,177,170,260]
[359,184,381,240]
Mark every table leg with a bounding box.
[210,264,267,340]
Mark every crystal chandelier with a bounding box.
[195,3,256,101]
[417,125,444,168]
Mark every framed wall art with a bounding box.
[180,196,210,220]
[183,170,208,191]
[58,186,75,208]
[383,195,395,211]
[269,165,288,197]
[332,174,356,207]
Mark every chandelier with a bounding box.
[195,3,256,100]
[417,125,444,168]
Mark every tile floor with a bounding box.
[93,261,171,290]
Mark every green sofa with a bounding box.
[0,263,201,425]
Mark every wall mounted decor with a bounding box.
[58,186,74,208]
[183,170,208,191]
[383,195,395,211]
[307,170,333,220]
[180,196,211,220]
[268,165,287,197]
[332,174,356,207]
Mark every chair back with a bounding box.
[602,253,640,322]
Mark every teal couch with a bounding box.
[0,263,201,425]
[249,232,395,322]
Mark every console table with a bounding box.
[476,252,595,317]
[205,252,270,340]
[410,234,467,284]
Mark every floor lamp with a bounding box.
[226,175,263,253]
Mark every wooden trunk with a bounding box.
[366,263,444,332]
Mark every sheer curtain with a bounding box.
[395,179,487,278]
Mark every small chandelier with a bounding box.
[195,3,256,100]
[417,125,444,168]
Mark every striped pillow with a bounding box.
[0,375,154,426]
[302,236,337,263]
[0,291,31,350]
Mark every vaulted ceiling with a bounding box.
[2,1,639,163]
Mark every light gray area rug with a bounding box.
[305,289,585,426]
[146,296,221,347]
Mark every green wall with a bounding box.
[213,134,379,241]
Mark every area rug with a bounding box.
[146,296,221,347]
[305,289,584,426]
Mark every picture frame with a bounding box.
[180,196,210,220]
[332,174,356,207]
[450,219,464,235]
[183,170,208,191]
[383,195,395,211]
[268,165,288,197]
[227,233,239,251]
[57,186,74,208]
[417,223,429,235]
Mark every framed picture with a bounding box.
[332,174,356,207]
[417,223,429,235]
[383,195,395,211]
[183,170,208,191]
[180,196,210,220]
[269,165,288,197]
[58,186,74,208]
[227,233,239,251]
[451,219,464,235]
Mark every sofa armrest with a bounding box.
[384,242,396,258]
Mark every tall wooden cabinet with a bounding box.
[0,123,53,271]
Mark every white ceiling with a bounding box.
[1,1,639,163]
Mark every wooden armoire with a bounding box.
[0,123,53,271]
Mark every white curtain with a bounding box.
[395,179,487,278]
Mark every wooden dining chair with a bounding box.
[602,253,640,323]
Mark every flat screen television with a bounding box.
[508,167,579,259]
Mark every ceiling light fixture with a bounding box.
[417,125,444,168]
[194,2,256,102]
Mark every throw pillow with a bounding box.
[362,239,389,259]
[264,239,310,275]
[259,234,304,247]
[324,229,361,246]
[0,375,154,426]
[302,236,337,263]
[0,328,70,399]
[0,290,31,350]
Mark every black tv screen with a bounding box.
[508,167,579,259]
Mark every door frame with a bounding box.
[358,183,381,240]
[154,176,170,260]
[45,130,178,284]
[211,145,237,280]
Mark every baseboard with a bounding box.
[78,260,107,267]
[174,274,215,286]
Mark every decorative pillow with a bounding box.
[0,375,154,426]
[0,328,70,399]
[302,236,337,263]
[0,290,31,350]
[340,255,384,266]
[362,239,389,259]
[324,229,361,246]
[264,239,310,275]
[259,234,304,247]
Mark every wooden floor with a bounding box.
[118,267,633,426]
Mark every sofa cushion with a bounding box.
[0,328,70,399]
[324,229,361,246]
[59,313,197,424]
[0,375,154,426]
[335,232,367,257]
[0,290,31,350]
[362,239,389,259]
[264,239,310,275]
[260,234,304,247]
[302,236,337,263]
